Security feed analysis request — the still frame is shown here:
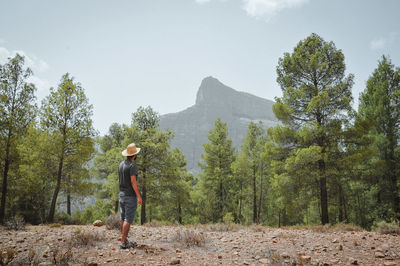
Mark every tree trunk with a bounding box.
[319,159,329,225]
[0,134,12,224]
[114,200,119,214]
[219,178,223,222]
[67,194,71,216]
[48,151,64,222]
[178,202,182,224]
[253,166,257,224]
[257,170,263,223]
[238,182,243,223]
[338,183,344,222]
[141,173,147,225]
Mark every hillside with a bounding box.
[1,224,399,265]
[159,77,279,173]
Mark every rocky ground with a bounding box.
[0,223,399,265]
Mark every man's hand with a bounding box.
[138,197,143,206]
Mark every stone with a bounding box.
[375,251,385,258]
[332,239,338,243]
[92,220,104,227]
[349,258,358,265]
[218,255,222,259]
[300,256,311,262]
[170,259,180,265]
[383,262,397,266]
[259,258,270,264]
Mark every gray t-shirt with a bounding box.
[118,159,138,197]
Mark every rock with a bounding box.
[383,262,397,266]
[176,249,181,253]
[92,220,104,227]
[170,259,180,265]
[338,245,343,251]
[349,258,358,265]
[332,239,338,243]
[281,252,290,258]
[300,256,311,262]
[259,258,270,264]
[218,255,222,259]
[375,251,385,258]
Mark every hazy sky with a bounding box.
[1,0,399,135]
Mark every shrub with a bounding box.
[48,223,62,228]
[373,220,400,234]
[5,215,25,231]
[54,212,73,225]
[174,228,205,247]
[105,214,121,230]
[223,212,234,224]
[332,222,364,232]
[80,200,113,224]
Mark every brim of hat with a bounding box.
[122,147,141,156]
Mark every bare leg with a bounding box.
[121,221,131,244]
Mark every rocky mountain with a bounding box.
[159,77,279,174]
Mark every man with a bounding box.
[119,143,143,249]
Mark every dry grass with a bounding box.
[0,247,17,265]
[69,229,105,247]
[373,220,400,235]
[283,223,364,233]
[144,220,165,227]
[198,223,242,232]
[249,224,266,232]
[174,228,206,247]
[48,223,62,228]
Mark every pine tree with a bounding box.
[198,118,236,222]
[274,33,354,224]
[358,55,400,220]
[40,73,96,222]
[0,54,37,223]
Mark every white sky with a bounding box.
[1,0,399,135]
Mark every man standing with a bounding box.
[119,143,142,249]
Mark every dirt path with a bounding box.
[1,224,399,265]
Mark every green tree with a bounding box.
[274,33,354,224]
[0,54,37,223]
[92,123,127,213]
[358,55,400,220]
[232,122,269,224]
[129,106,173,224]
[16,124,56,224]
[40,73,96,222]
[198,118,236,223]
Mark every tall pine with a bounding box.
[358,56,400,220]
[274,33,354,224]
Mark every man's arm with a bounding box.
[131,175,142,205]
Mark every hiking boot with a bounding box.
[120,239,137,249]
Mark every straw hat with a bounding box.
[122,143,141,156]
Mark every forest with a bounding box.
[1,33,399,230]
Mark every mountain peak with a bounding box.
[196,76,236,105]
